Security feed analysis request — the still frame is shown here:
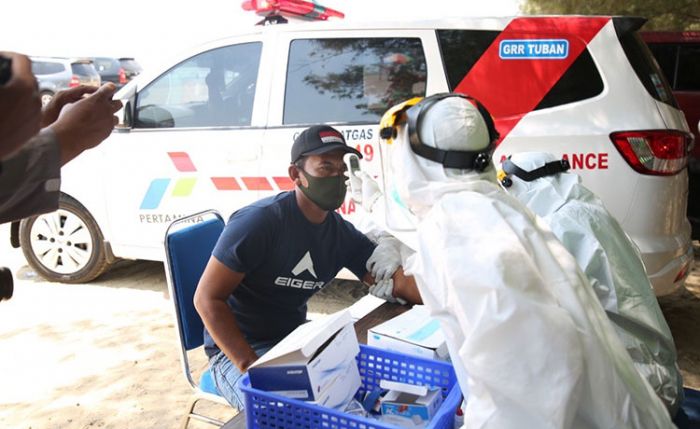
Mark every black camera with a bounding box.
[0,55,12,85]
[0,267,13,301]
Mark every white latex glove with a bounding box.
[368,278,407,305]
[366,235,401,281]
[345,170,382,213]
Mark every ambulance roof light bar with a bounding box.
[241,0,345,25]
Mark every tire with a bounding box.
[39,91,54,108]
[19,194,110,283]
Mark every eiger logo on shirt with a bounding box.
[274,251,325,290]
[292,251,317,278]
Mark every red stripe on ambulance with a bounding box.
[272,177,295,190]
[168,152,197,172]
[211,177,242,190]
[241,177,274,190]
[454,17,610,142]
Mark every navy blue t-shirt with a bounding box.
[203,191,375,357]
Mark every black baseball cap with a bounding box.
[291,125,362,163]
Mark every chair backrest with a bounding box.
[164,211,225,351]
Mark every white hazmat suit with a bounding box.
[501,151,683,415]
[379,94,674,428]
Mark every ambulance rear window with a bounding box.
[535,50,603,110]
[618,32,677,107]
[437,30,499,90]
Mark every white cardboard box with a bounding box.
[247,310,361,409]
[379,380,443,428]
[368,305,449,361]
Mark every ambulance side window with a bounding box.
[284,38,427,125]
[437,30,500,90]
[134,42,262,129]
[618,32,676,107]
[647,44,679,87]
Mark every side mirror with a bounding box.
[134,105,174,128]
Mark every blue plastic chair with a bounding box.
[163,210,231,428]
[675,387,700,429]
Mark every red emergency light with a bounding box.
[241,0,344,22]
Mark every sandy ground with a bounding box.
[0,224,698,428]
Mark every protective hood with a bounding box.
[403,184,674,428]
[503,151,683,414]
[501,151,587,216]
[382,95,497,226]
[376,105,674,427]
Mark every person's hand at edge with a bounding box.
[41,85,98,128]
[48,82,122,166]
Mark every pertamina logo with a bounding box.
[275,251,325,290]
[140,152,198,210]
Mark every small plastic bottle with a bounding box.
[453,396,465,429]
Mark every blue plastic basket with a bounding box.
[240,344,461,429]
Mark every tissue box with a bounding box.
[368,305,448,361]
[380,380,444,428]
[247,310,361,409]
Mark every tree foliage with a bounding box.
[523,0,700,31]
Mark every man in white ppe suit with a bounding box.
[499,151,684,416]
[363,93,674,428]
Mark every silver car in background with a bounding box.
[31,57,101,106]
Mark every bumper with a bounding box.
[646,243,694,296]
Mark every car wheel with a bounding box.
[40,91,54,108]
[19,194,109,283]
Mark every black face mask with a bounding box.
[298,169,347,211]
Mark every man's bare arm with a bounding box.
[392,267,422,304]
[362,268,422,305]
[193,257,258,371]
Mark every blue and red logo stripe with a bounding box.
[140,152,296,209]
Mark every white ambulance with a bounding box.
[12,16,694,296]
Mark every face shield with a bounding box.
[378,98,422,232]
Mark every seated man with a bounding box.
[499,151,684,416]
[193,125,414,409]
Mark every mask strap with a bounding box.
[501,158,571,182]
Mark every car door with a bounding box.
[262,28,447,225]
[102,35,272,261]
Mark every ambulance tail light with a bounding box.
[118,67,127,85]
[673,260,690,283]
[69,75,80,88]
[610,130,692,175]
